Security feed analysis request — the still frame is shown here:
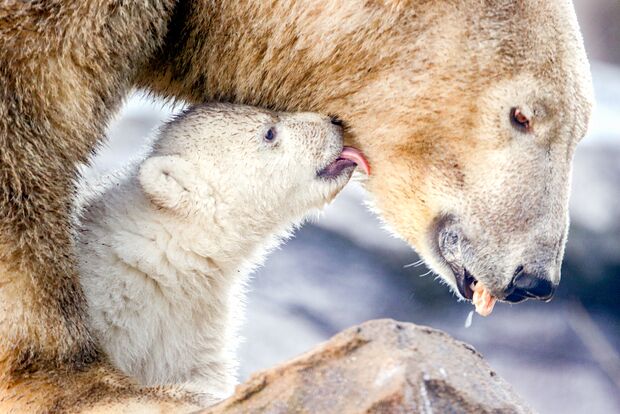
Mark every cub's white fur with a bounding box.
[76,103,352,400]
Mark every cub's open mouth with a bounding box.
[317,146,371,179]
[456,268,496,317]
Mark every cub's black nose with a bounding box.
[504,268,556,303]
[329,115,344,127]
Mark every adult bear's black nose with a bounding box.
[504,267,556,303]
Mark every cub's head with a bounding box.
[138,103,368,228]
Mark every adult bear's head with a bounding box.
[140,0,593,308]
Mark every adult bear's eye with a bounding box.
[264,127,276,142]
[510,107,531,132]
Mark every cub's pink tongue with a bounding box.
[340,147,371,175]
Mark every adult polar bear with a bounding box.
[0,1,592,412]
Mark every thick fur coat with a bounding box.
[0,1,593,411]
[76,104,352,402]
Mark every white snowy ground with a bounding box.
[90,62,620,414]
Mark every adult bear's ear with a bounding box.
[138,155,204,212]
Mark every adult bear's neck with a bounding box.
[137,0,419,121]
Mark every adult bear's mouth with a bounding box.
[317,146,371,179]
[450,265,497,317]
[433,214,498,316]
[456,267,477,300]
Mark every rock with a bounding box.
[204,320,532,414]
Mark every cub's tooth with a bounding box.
[469,282,476,291]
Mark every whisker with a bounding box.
[403,259,424,269]
[419,269,433,278]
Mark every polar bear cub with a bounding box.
[76,103,368,401]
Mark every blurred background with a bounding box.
[86,1,619,412]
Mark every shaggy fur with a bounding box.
[0,2,199,412]
[0,1,592,411]
[76,104,352,403]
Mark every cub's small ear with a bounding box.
[138,155,198,211]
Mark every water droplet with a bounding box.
[464,310,474,328]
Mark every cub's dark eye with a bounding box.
[264,127,276,142]
[510,107,531,132]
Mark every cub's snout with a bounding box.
[278,112,370,184]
